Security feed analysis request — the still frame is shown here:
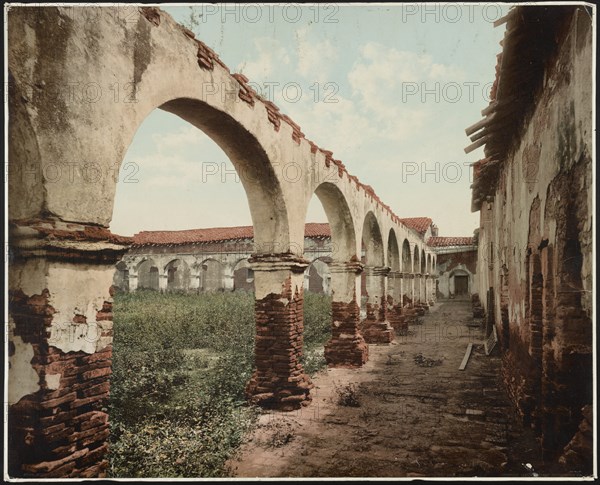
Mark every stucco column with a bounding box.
[414,273,421,303]
[8,221,129,478]
[422,273,429,307]
[427,274,436,305]
[387,271,406,335]
[324,261,369,367]
[303,270,311,291]
[401,273,418,326]
[223,272,234,291]
[361,266,395,344]
[128,273,138,292]
[189,268,200,291]
[245,254,313,411]
[158,273,168,292]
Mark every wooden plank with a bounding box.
[459,343,473,371]
[485,327,498,356]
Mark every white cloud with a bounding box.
[295,27,338,83]
[348,42,465,123]
[237,37,290,81]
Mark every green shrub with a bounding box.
[109,290,332,477]
[110,348,188,425]
[109,403,258,477]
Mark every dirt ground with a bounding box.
[227,299,550,478]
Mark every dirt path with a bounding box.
[228,300,546,478]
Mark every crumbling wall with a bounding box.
[8,240,124,478]
[476,9,593,470]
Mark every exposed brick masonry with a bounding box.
[9,290,113,478]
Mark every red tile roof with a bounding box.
[398,217,433,235]
[427,236,475,247]
[133,223,331,246]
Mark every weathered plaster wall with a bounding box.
[475,9,593,468]
[436,248,477,298]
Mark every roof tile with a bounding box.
[133,223,331,246]
[398,217,433,235]
[427,236,475,247]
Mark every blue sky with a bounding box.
[111,4,508,237]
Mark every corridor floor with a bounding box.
[228,300,549,478]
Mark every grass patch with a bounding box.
[108,290,331,477]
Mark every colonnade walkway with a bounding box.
[228,300,549,478]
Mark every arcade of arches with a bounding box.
[7,5,593,478]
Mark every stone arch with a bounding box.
[111,98,290,251]
[413,245,420,274]
[304,256,332,294]
[387,229,400,272]
[113,260,130,292]
[362,211,384,267]
[402,239,412,273]
[421,249,426,274]
[427,254,432,274]
[136,258,159,291]
[311,183,367,367]
[311,182,357,262]
[232,258,254,292]
[412,245,421,304]
[199,258,224,292]
[386,229,403,332]
[164,259,191,292]
[360,211,393,343]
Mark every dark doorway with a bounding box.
[308,264,324,294]
[455,275,469,296]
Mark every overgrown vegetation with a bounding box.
[108,290,330,477]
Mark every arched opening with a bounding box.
[387,229,403,333]
[164,259,191,292]
[108,95,295,477]
[450,268,471,297]
[402,239,412,273]
[413,245,420,274]
[360,212,394,344]
[387,230,400,272]
[232,258,254,292]
[136,258,159,291]
[305,256,332,294]
[113,260,130,292]
[311,182,357,263]
[361,212,385,316]
[199,259,224,292]
[307,183,367,368]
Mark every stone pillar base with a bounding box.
[387,304,406,335]
[325,336,369,367]
[8,220,129,478]
[403,307,419,325]
[245,254,313,412]
[361,320,395,344]
[245,371,312,411]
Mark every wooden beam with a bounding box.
[464,135,489,154]
[459,343,473,371]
